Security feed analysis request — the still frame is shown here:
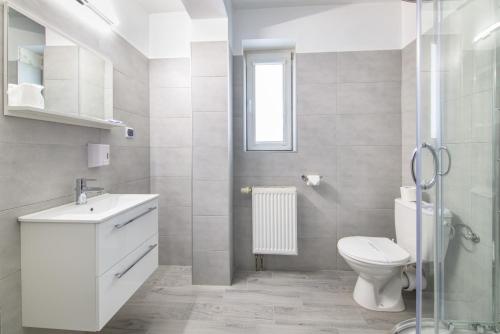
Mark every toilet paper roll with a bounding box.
[305,175,321,186]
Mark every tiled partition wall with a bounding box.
[0,1,150,333]
[401,42,417,187]
[233,50,402,270]
[150,58,193,266]
[191,42,233,285]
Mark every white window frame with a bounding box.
[244,50,295,151]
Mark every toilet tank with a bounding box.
[395,198,452,263]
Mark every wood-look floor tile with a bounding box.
[223,288,302,307]
[190,302,275,322]
[102,266,425,334]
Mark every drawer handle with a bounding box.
[114,207,157,229]
[115,244,158,279]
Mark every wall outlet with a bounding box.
[124,127,134,139]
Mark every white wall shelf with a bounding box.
[6,107,125,130]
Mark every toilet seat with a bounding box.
[338,236,410,266]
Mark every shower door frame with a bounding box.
[420,0,500,332]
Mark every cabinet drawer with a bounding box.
[97,199,158,275]
[97,234,158,329]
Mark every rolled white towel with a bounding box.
[7,83,45,109]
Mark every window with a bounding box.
[245,50,295,151]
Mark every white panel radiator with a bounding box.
[252,187,297,255]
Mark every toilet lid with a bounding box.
[338,236,410,265]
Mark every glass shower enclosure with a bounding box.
[413,0,499,332]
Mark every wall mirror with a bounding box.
[4,5,118,129]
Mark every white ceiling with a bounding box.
[232,0,399,9]
[132,0,227,17]
[181,0,228,18]
[134,0,186,14]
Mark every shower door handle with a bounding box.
[437,146,451,176]
[411,142,439,190]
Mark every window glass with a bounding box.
[245,50,294,151]
[254,63,284,142]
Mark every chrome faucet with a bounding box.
[75,178,104,205]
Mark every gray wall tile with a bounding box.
[296,53,337,84]
[192,250,231,285]
[193,180,230,216]
[337,145,401,209]
[233,83,244,119]
[233,55,244,86]
[0,143,88,211]
[193,216,230,251]
[150,87,192,118]
[191,41,232,284]
[401,111,416,148]
[401,145,416,186]
[297,83,337,115]
[233,116,244,149]
[338,82,401,114]
[265,237,337,271]
[234,206,252,239]
[337,207,395,240]
[338,50,401,83]
[158,206,192,236]
[150,117,192,148]
[191,42,228,77]
[336,113,401,146]
[297,115,337,147]
[297,206,336,238]
[234,237,254,270]
[150,147,192,177]
[150,58,191,88]
[109,178,150,194]
[192,77,228,112]
[101,147,150,186]
[193,147,229,180]
[151,177,192,208]
[149,54,193,266]
[159,235,192,266]
[114,70,149,117]
[0,271,21,334]
[193,112,229,148]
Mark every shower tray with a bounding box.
[392,318,451,334]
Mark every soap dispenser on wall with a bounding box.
[88,143,110,168]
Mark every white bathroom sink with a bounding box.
[18,193,159,223]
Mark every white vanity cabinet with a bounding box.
[19,194,159,332]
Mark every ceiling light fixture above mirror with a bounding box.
[75,0,115,26]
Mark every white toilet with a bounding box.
[337,198,452,312]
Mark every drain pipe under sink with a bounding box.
[401,265,427,291]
